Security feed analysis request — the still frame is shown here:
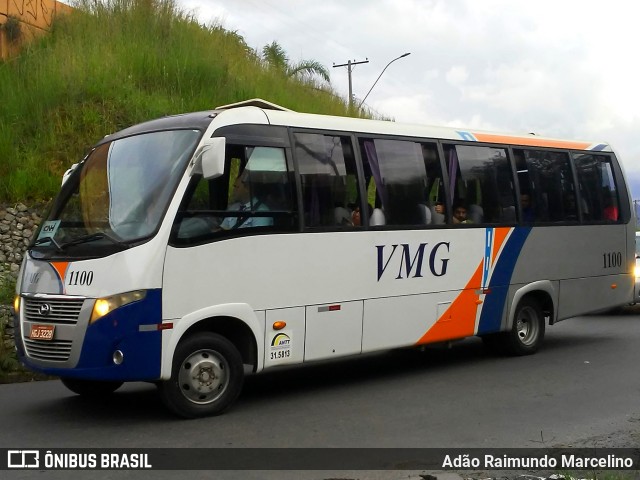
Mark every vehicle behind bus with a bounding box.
[635,231,640,302]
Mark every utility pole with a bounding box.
[333,58,369,109]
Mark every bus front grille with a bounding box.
[23,298,84,325]
[23,338,73,362]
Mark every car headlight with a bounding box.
[13,295,20,314]
[635,265,640,279]
[90,290,147,323]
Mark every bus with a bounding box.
[14,99,635,418]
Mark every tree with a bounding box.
[262,41,330,83]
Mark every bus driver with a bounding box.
[219,173,273,230]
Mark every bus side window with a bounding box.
[172,145,295,244]
[234,146,295,229]
[173,175,218,241]
[422,144,446,225]
[443,144,516,225]
[515,149,577,223]
[294,133,359,228]
[360,138,436,227]
[514,150,540,223]
[573,153,620,223]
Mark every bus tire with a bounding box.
[503,297,545,355]
[60,378,123,397]
[158,332,244,418]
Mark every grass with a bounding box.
[0,0,366,377]
[0,275,14,306]
[0,276,19,377]
[0,0,360,203]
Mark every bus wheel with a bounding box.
[158,332,244,418]
[60,378,123,397]
[503,297,545,355]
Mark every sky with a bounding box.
[178,0,640,183]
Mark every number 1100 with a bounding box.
[68,270,94,286]
[603,252,622,268]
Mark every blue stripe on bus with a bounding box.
[591,144,607,151]
[482,228,493,289]
[456,131,477,142]
[477,227,531,335]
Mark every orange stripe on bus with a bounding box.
[50,262,69,283]
[472,133,591,150]
[416,261,484,345]
[491,227,512,266]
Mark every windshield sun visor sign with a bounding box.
[38,220,61,241]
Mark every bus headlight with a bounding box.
[635,265,640,279]
[90,290,147,324]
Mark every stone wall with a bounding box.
[0,203,45,353]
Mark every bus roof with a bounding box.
[216,99,612,153]
[95,99,612,154]
[97,111,216,145]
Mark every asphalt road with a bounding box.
[1,309,639,479]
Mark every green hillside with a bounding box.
[0,0,359,203]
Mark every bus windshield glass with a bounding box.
[31,129,201,257]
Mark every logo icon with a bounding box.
[38,304,51,316]
[271,333,290,347]
[7,450,40,468]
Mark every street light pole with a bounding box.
[358,52,411,109]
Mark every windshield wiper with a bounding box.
[59,232,128,250]
[32,236,63,252]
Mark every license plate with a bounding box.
[30,324,55,341]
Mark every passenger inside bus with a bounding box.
[333,203,373,226]
[520,193,535,222]
[452,202,472,224]
[351,203,373,226]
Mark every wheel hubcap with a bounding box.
[516,306,539,346]
[178,349,229,405]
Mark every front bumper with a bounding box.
[16,289,163,381]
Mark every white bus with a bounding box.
[14,99,635,417]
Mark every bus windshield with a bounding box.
[31,129,201,258]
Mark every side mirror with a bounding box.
[191,137,225,180]
[61,163,79,186]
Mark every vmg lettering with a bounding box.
[376,242,450,281]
